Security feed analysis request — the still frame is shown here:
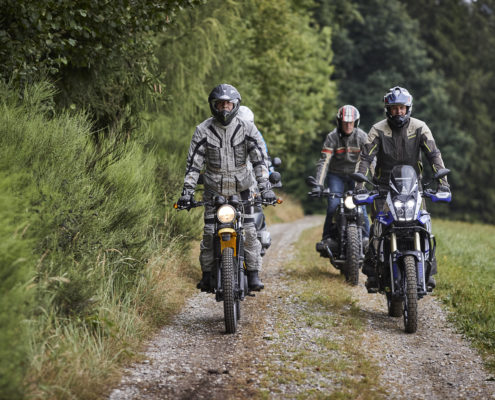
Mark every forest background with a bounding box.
[1,0,494,398]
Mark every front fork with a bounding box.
[389,232,427,296]
[215,228,246,302]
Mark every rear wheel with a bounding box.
[345,225,360,286]
[222,247,238,334]
[403,255,418,333]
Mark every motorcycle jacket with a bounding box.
[315,127,368,186]
[356,117,449,187]
[183,116,270,196]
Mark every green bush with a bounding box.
[0,80,202,397]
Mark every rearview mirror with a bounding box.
[269,171,281,184]
[434,168,450,180]
[271,157,282,168]
[305,176,318,187]
[350,172,371,184]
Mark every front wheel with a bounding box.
[344,224,361,286]
[222,247,238,334]
[403,255,418,333]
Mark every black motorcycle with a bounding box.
[306,176,367,285]
[175,195,279,334]
[352,166,451,333]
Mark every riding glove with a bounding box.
[311,185,323,196]
[437,185,451,193]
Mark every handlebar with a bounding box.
[174,197,282,211]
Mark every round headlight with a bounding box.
[217,205,236,223]
[344,195,356,209]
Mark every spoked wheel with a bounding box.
[403,255,418,333]
[387,293,403,317]
[344,225,360,286]
[222,247,238,334]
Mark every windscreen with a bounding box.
[389,165,418,195]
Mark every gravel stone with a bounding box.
[108,216,495,399]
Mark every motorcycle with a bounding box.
[175,195,280,334]
[254,156,282,256]
[306,176,367,285]
[351,165,451,333]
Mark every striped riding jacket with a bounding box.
[315,127,368,186]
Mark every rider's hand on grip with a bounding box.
[437,185,450,194]
[177,194,193,209]
[311,185,323,197]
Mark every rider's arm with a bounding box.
[183,126,206,194]
[419,123,449,187]
[355,126,381,184]
[315,131,337,187]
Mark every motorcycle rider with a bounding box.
[237,105,277,256]
[355,86,451,292]
[177,84,275,291]
[312,105,370,251]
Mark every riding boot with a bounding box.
[362,247,378,293]
[197,271,212,292]
[247,270,264,291]
[427,276,436,292]
[427,255,438,292]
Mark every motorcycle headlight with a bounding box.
[344,195,356,210]
[217,204,236,223]
[393,199,417,221]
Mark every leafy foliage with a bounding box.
[0,81,180,397]
[0,0,204,134]
[155,0,336,198]
[313,0,475,220]
[403,0,495,222]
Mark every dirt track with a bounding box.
[109,216,495,399]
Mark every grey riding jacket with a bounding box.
[183,116,270,196]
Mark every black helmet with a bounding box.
[208,84,241,126]
[336,105,360,133]
[384,86,413,128]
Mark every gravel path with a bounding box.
[109,216,495,399]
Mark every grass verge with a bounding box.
[27,240,200,400]
[258,224,385,399]
[434,219,495,372]
[264,192,304,225]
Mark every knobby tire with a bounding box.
[345,224,360,286]
[403,255,418,333]
[222,247,238,334]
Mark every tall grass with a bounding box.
[0,81,203,399]
[434,219,495,371]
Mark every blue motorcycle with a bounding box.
[352,165,451,333]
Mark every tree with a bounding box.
[0,0,204,135]
[155,0,337,198]
[313,0,471,219]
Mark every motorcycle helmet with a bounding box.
[208,84,241,126]
[384,86,413,128]
[237,105,255,123]
[336,105,360,133]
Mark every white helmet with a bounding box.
[237,105,255,123]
